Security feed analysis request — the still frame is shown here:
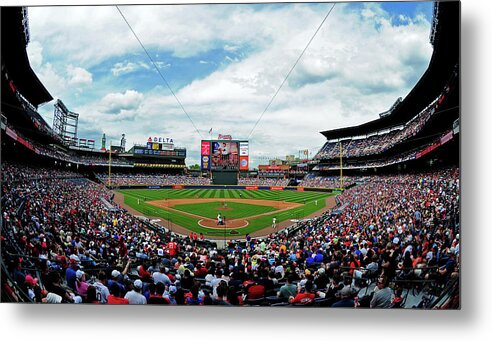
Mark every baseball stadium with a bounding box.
[1,2,459,308]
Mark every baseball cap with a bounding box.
[25,275,38,286]
[111,270,121,278]
[133,279,143,289]
[46,292,62,304]
[69,255,80,263]
[76,270,85,280]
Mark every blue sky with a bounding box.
[26,1,434,167]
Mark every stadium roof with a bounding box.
[320,1,459,141]
[1,7,53,107]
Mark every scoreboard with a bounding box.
[201,139,249,171]
[133,147,186,157]
[146,141,174,151]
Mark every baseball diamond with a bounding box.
[114,189,335,237]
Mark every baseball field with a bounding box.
[115,188,336,238]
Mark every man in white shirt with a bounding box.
[370,276,392,308]
[153,265,172,286]
[124,279,147,304]
[93,271,110,304]
[210,269,228,298]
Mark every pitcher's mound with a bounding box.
[215,205,232,211]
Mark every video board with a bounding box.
[201,140,249,171]
[133,146,186,157]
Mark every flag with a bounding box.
[209,128,212,134]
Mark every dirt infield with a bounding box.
[147,198,301,210]
[113,192,338,239]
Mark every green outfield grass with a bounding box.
[117,188,333,236]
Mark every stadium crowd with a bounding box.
[299,175,361,189]
[315,103,437,160]
[4,123,131,166]
[238,177,290,187]
[96,173,211,186]
[97,173,293,187]
[2,161,459,307]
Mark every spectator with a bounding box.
[332,286,355,308]
[289,281,315,306]
[185,285,203,305]
[147,282,171,305]
[215,283,232,306]
[370,276,392,308]
[278,274,297,301]
[107,282,129,304]
[85,285,100,304]
[93,271,110,304]
[65,255,80,292]
[124,279,147,304]
[75,270,89,298]
[153,265,172,286]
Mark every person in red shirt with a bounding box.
[194,263,208,278]
[107,282,129,304]
[244,274,265,301]
[55,248,68,271]
[138,263,152,280]
[167,239,178,257]
[289,281,315,306]
[147,283,171,305]
[246,283,265,300]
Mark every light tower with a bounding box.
[53,99,79,146]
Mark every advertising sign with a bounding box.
[240,156,249,171]
[201,141,211,155]
[239,142,249,156]
[201,155,211,171]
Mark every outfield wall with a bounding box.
[109,184,338,193]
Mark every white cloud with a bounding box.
[111,61,139,76]
[33,62,67,96]
[26,41,43,69]
[67,65,92,86]
[100,89,144,114]
[224,44,240,52]
[154,61,171,69]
